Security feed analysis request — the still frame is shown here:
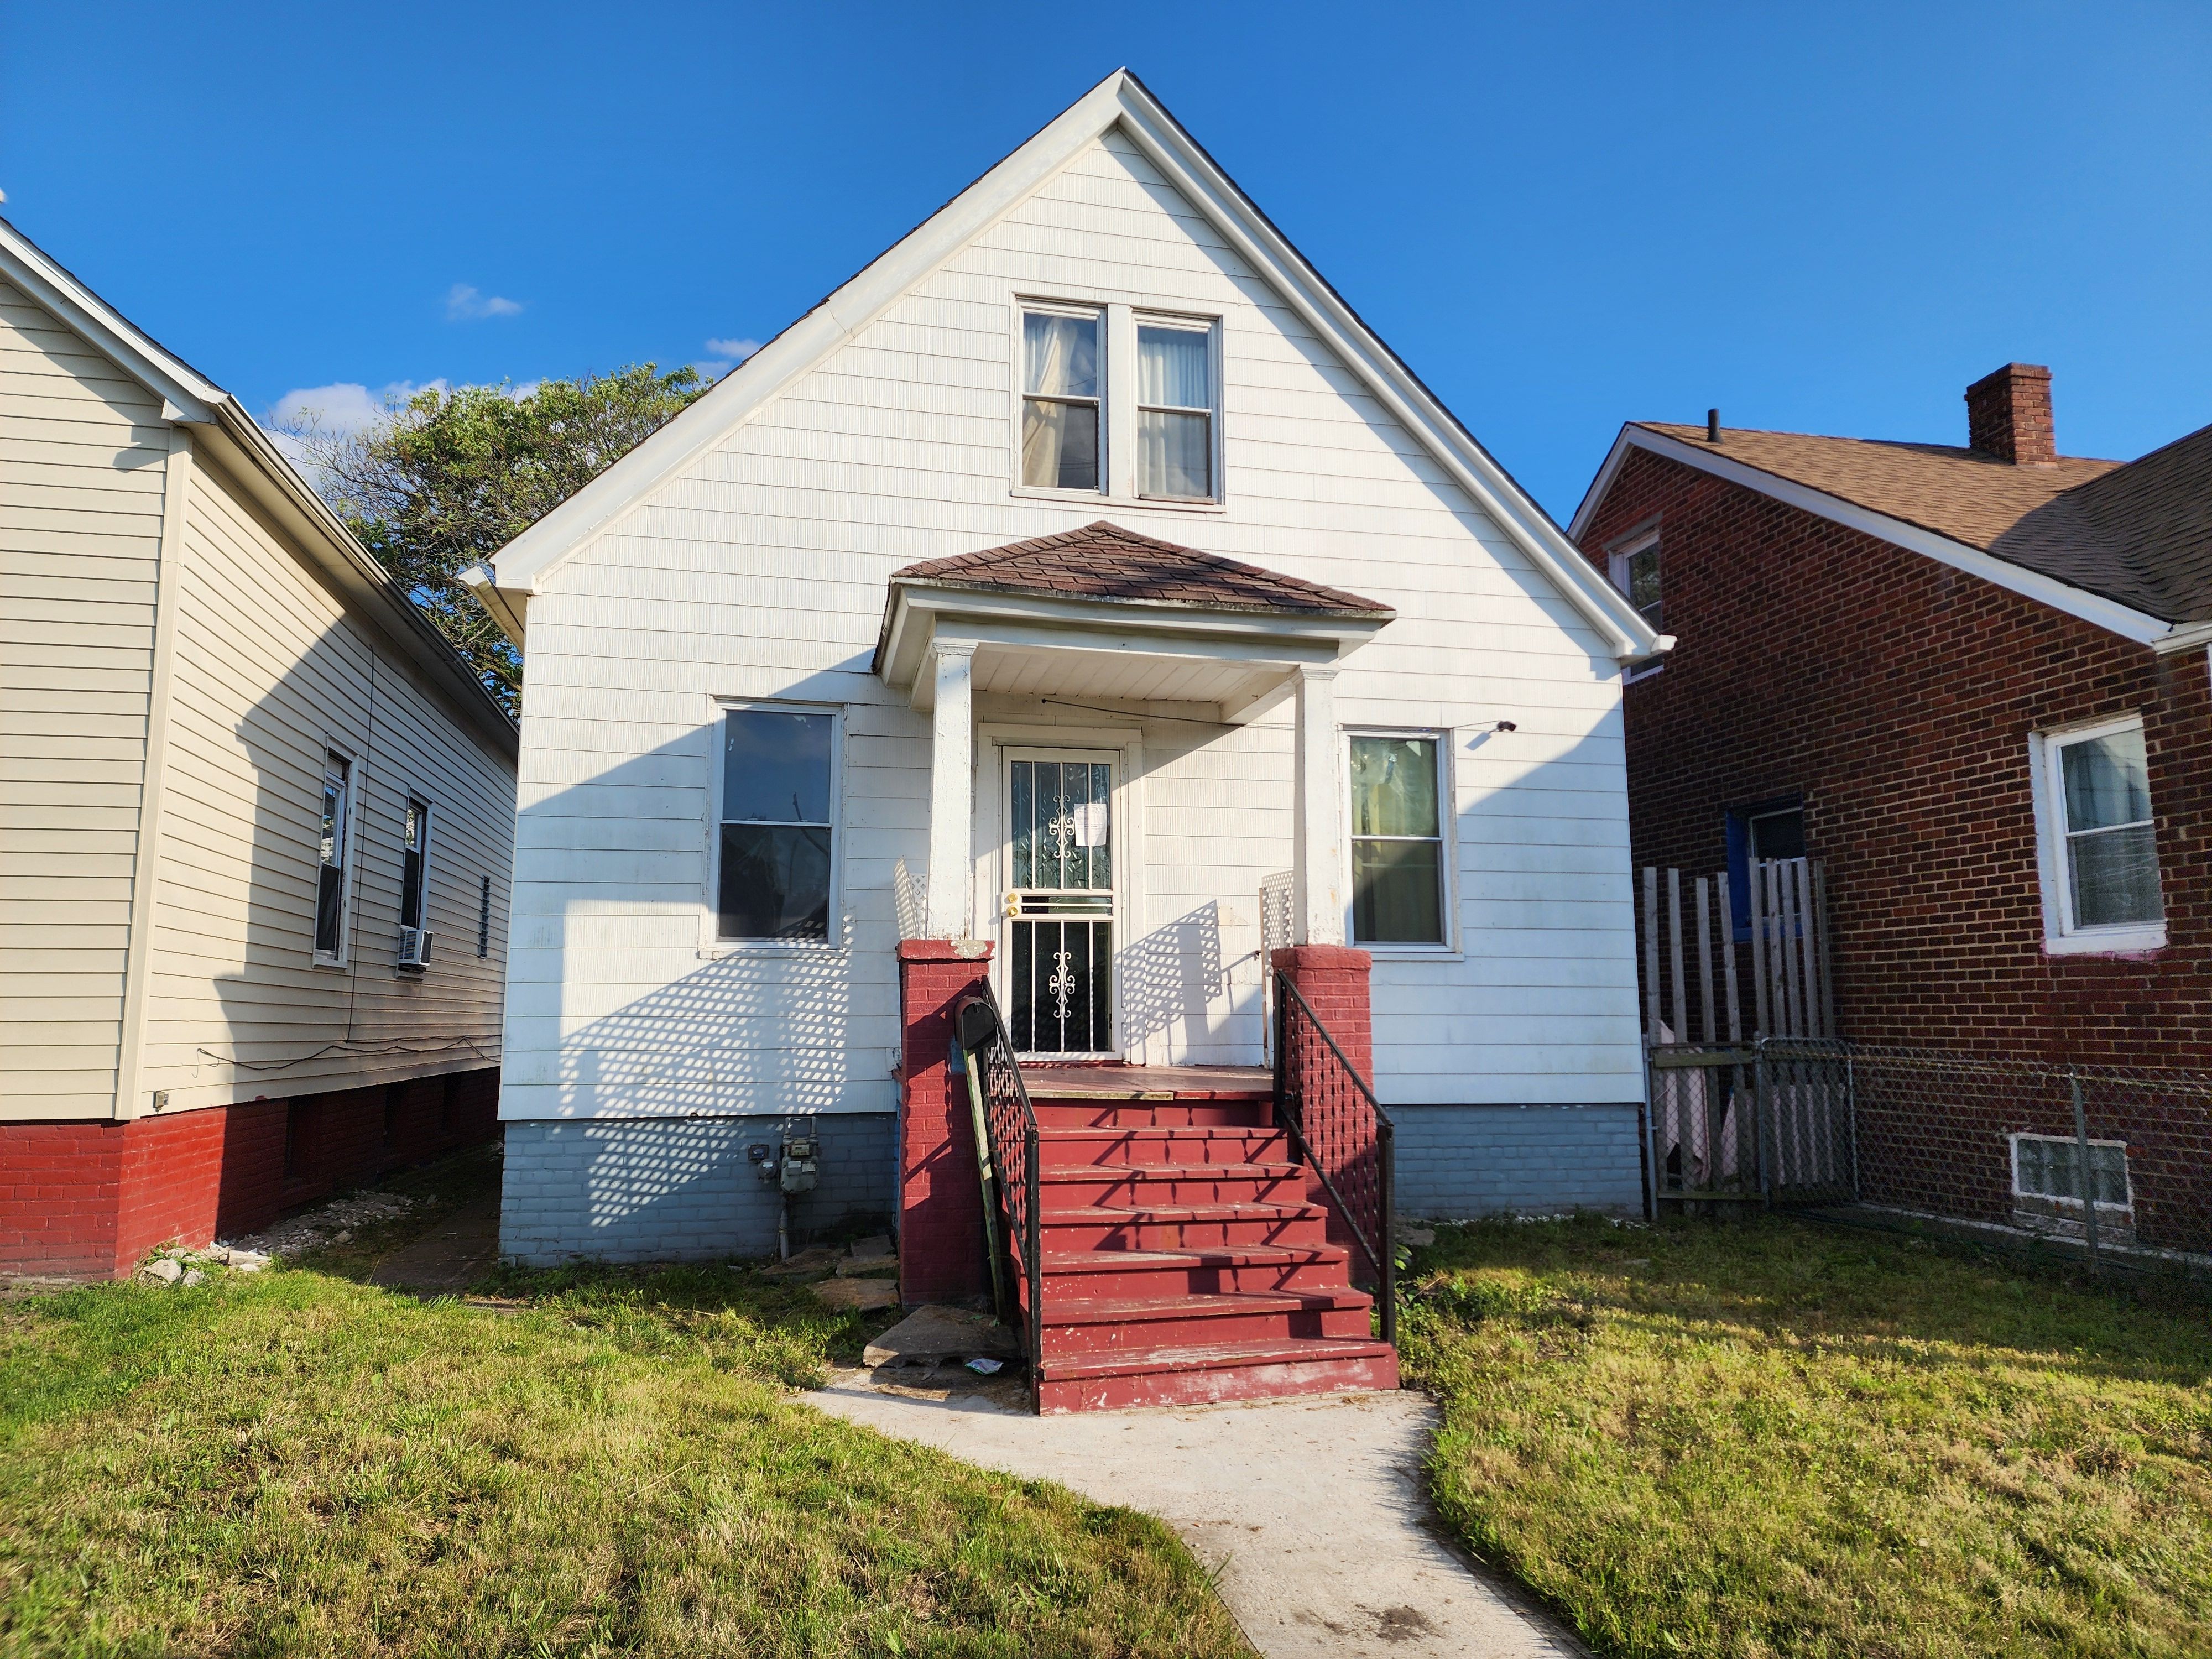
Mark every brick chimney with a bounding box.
[1965,363,2056,466]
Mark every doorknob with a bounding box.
[1002,890,1021,918]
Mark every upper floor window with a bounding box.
[718,707,837,942]
[1609,530,1662,632]
[1137,321,1215,500]
[314,753,352,960]
[2037,717,2163,950]
[1020,307,1101,492]
[1349,733,1447,947]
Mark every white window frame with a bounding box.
[700,698,847,958]
[1133,311,1222,505]
[1011,298,1107,500]
[1609,526,1663,684]
[1342,726,1459,957]
[2028,714,2166,955]
[2008,1131,2133,1215]
[398,795,433,932]
[312,748,359,967]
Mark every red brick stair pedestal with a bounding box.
[1021,1062,1397,1414]
[1269,944,1377,1279]
[895,938,995,1308]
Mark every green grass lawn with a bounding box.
[1400,1215,2212,1659]
[0,1166,1251,1657]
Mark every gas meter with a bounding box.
[779,1134,820,1195]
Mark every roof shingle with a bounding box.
[889,521,1393,617]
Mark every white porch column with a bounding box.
[1291,663,1344,945]
[924,640,977,940]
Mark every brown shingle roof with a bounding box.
[890,521,1394,617]
[1640,421,2212,625]
[1639,422,2120,550]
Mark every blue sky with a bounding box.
[5,2,2208,520]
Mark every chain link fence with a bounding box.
[1648,1039,2212,1270]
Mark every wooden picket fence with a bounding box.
[1637,859,1855,1213]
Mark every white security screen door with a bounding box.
[1003,750,1117,1056]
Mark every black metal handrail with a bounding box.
[955,990,1042,1401]
[1271,971,1396,1346]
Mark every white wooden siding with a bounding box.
[133,448,515,1112]
[0,275,166,1118]
[507,128,1640,1118]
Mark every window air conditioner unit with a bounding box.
[397,926,432,969]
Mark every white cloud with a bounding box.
[446,283,523,321]
[267,379,446,437]
[705,337,760,361]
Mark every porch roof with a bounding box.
[873,522,1395,716]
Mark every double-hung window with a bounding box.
[1349,733,1447,946]
[2038,717,2163,949]
[1136,321,1214,499]
[314,753,352,960]
[1020,307,1102,492]
[717,707,837,942]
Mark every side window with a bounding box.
[1725,799,1804,940]
[2038,718,2163,946]
[1020,307,1102,492]
[314,753,352,959]
[717,708,837,941]
[400,799,432,932]
[1609,531,1662,632]
[1348,733,1446,947]
[1136,319,1216,500]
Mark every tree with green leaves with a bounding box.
[287,364,710,717]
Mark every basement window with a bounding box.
[2010,1132,2134,1243]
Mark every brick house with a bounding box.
[1570,364,2212,1254]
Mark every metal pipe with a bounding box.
[2071,1072,2100,1275]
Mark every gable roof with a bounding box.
[0,214,518,754]
[478,70,1662,662]
[889,521,1393,618]
[1987,422,2212,625]
[1568,418,2193,649]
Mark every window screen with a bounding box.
[2054,724,2161,929]
[1349,735,1444,945]
[718,709,834,941]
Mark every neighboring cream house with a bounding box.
[470,70,1668,1290]
[0,217,518,1277]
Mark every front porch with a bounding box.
[874,524,1406,1410]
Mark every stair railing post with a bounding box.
[1378,1113,1396,1347]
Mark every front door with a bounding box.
[1001,750,1116,1057]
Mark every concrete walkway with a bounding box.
[809,1374,1584,1658]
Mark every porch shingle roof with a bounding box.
[889,522,1394,618]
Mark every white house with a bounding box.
[470,72,1662,1398]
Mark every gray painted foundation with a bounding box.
[500,1113,896,1265]
[1390,1102,1645,1219]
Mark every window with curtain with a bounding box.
[2046,719,2162,935]
[1020,309,1100,491]
[1137,321,1214,499]
[718,708,836,941]
[1349,734,1445,945]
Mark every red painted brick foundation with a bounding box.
[896,938,994,1307]
[0,1067,501,1279]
